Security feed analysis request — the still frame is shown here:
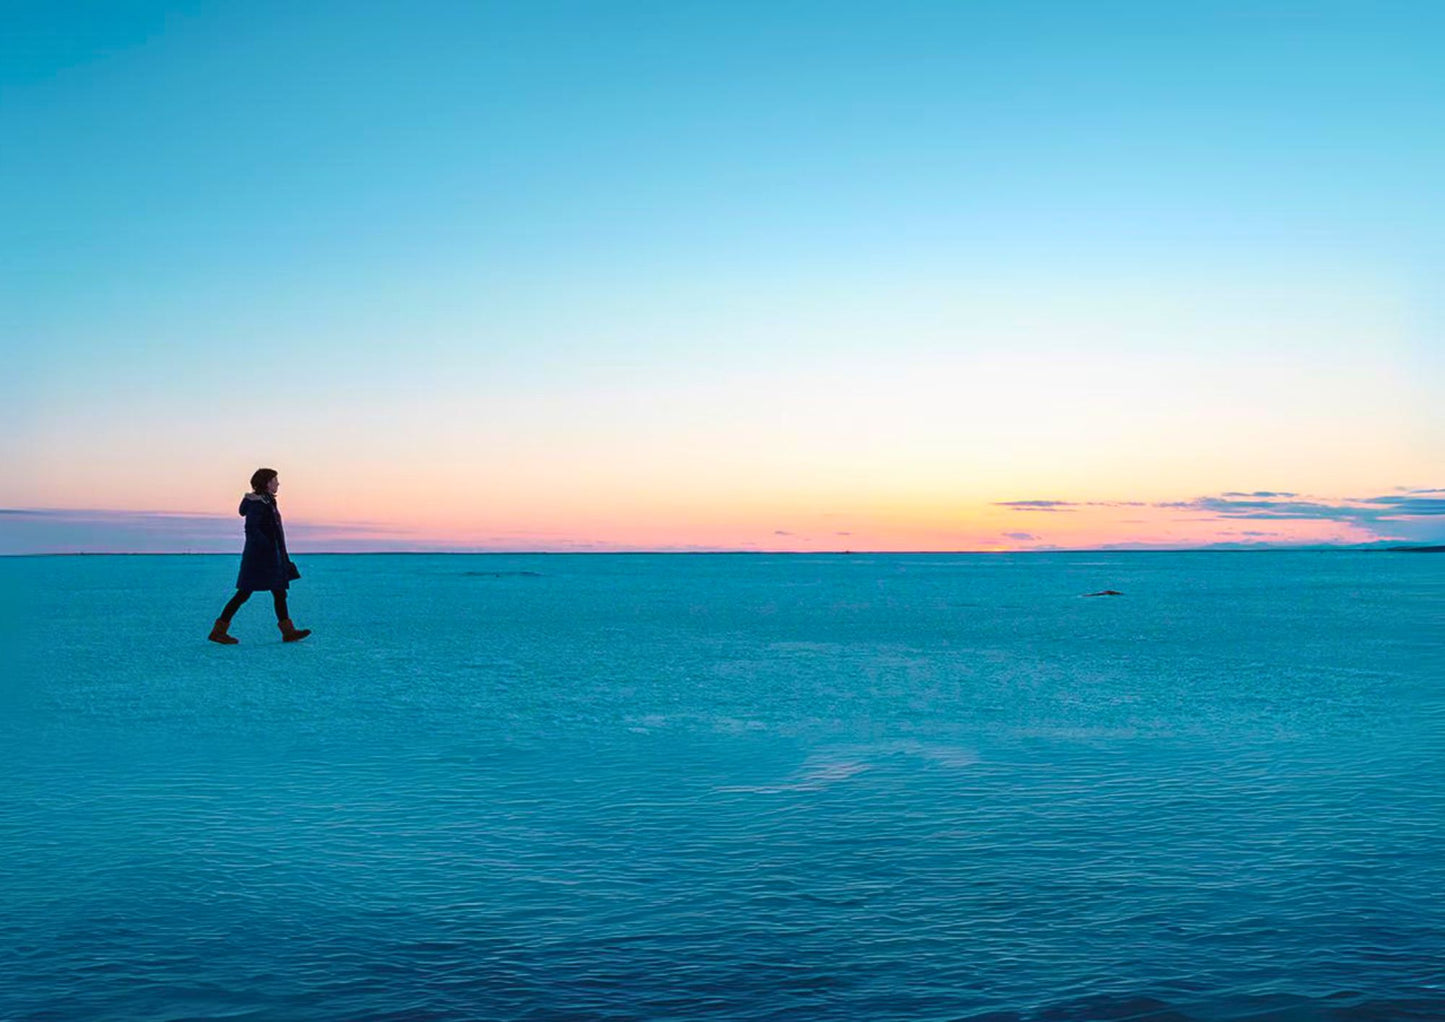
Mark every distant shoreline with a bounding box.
[4,547,1440,558]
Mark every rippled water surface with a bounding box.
[3,552,1443,1021]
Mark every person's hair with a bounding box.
[250,468,278,494]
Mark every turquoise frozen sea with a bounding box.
[3,551,1443,1021]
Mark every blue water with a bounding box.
[3,552,1442,1021]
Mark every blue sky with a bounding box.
[3,1,1442,551]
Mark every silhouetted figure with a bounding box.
[208,468,311,644]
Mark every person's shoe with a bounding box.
[208,618,239,645]
[278,618,312,642]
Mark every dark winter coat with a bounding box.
[236,492,299,592]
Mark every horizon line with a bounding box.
[4,545,1438,558]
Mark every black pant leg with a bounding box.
[220,590,251,622]
[272,589,289,622]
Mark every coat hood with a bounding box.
[240,492,273,515]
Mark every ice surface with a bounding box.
[3,552,1443,1020]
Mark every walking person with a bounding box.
[208,468,311,644]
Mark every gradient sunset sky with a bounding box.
[4,1,1442,553]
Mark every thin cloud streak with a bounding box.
[994,500,1148,511]
[1170,490,1445,524]
[0,507,759,555]
[995,487,1445,547]
[0,507,424,555]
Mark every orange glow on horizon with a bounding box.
[264,496,1391,552]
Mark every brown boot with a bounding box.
[278,618,312,642]
[208,618,239,645]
